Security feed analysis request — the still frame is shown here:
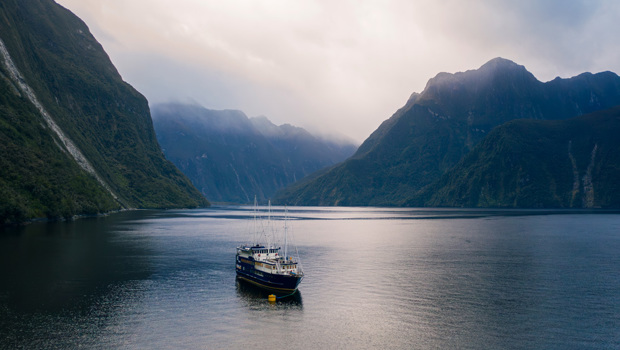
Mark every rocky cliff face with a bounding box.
[275,58,620,207]
[0,0,207,224]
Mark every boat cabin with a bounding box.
[236,244,300,275]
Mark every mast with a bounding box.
[267,199,272,250]
[284,206,288,260]
[252,195,258,245]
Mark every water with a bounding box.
[1,207,619,349]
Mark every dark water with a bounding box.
[1,207,619,349]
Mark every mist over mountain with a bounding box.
[275,58,620,207]
[0,0,207,224]
[151,103,357,203]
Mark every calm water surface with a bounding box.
[1,207,619,349]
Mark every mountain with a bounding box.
[0,0,208,224]
[151,103,357,204]
[275,58,620,206]
[409,106,620,208]
[249,115,357,175]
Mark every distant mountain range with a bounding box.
[151,103,357,203]
[275,58,620,207]
[0,0,207,224]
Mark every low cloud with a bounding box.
[58,0,620,142]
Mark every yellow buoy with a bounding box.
[268,294,276,303]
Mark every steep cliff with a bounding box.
[410,106,620,208]
[0,0,208,224]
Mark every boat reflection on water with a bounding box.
[235,277,303,306]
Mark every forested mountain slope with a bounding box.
[0,0,208,224]
[275,58,620,207]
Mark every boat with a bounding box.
[235,200,303,293]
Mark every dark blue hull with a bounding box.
[236,261,302,292]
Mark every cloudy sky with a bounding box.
[56,0,620,143]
